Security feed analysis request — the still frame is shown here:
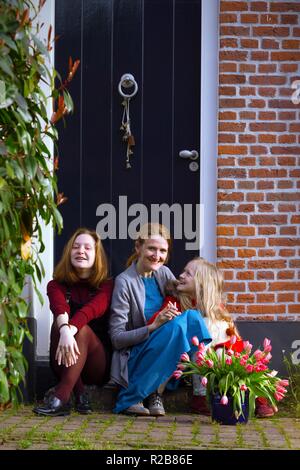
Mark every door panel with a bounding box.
[55,0,201,277]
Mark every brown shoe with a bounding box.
[190,395,211,416]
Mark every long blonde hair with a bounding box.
[126,222,172,267]
[54,228,109,288]
[180,257,239,336]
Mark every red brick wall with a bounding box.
[217,0,300,321]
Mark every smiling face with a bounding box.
[70,233,96,277]
[135,235,169,276]
[177,260,197,296]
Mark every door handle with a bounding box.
[179,150,199,160]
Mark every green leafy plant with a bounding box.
[0,0,79,406]
[281,354,300,417]
[174,336,289,420]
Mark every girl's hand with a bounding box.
[55,326,80,367]
[148,302,181,332]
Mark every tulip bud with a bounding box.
[201,377,208,387]
[180,352,190,362]
[177,363,186,371]
[220,395,228,405]
[278,379,289,387]
[198,342,206,352]
[205,359,214,368]
[263,338,271,350]
[173,370,183,380]
[240,384,248,391]
[191,336,199,346]
[225,357,232,365]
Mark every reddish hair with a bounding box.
[53,228,109,288]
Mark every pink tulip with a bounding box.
[198,342,206,352]
[225,357,232,365]
[240,358,247,366]
[191,336,199,346]
[205,359,214,368]
[278,379,289,387]
[177,363,186,371]
[240,384,248,391]
[262,352,272,364]
[180,352,190,362]
[173,370,183,380]
[243,354,249,360]
[195,351,204,362]
[276,385,287,394]
[234,352,241,358]
[220,395,228,405]
[263,338,271,350]
[201,377,208,387]
[243,341,252,353]
[253,349,264,361]
[246,364,254,373]
[226,349,233,356]
[274,391,284,401]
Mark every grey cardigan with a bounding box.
[109,262,175,388]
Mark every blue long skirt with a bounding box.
[113,309,211,413]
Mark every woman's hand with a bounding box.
[148,302,181,332]
[55,325,80,367]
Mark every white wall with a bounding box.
[200,0,219,263]
[31,0,55,359]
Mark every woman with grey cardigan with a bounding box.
[109,223,211,416]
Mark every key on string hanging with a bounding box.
[120,97,135,169]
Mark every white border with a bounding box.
[34,0,219,358]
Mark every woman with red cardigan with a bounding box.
[33,228,113,417]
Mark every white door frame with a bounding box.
[33,0,219,359]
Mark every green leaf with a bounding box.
[0,368,9,403]
[0,56,14,78]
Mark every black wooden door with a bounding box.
[55,0,201,277]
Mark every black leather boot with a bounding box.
[75,391,92,414]
[33,395,71,417]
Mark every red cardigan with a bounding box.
[47,279,113,331]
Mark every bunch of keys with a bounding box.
[120,97,135,169]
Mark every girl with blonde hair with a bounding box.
[177,257,276,418]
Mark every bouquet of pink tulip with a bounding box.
[173,336,289,419]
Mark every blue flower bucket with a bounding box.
[211,392,249,425]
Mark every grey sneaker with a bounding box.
[147,393,165,416]
[124,402,150,416]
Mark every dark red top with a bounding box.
[147,295,181,325]
[47,279,113,331]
